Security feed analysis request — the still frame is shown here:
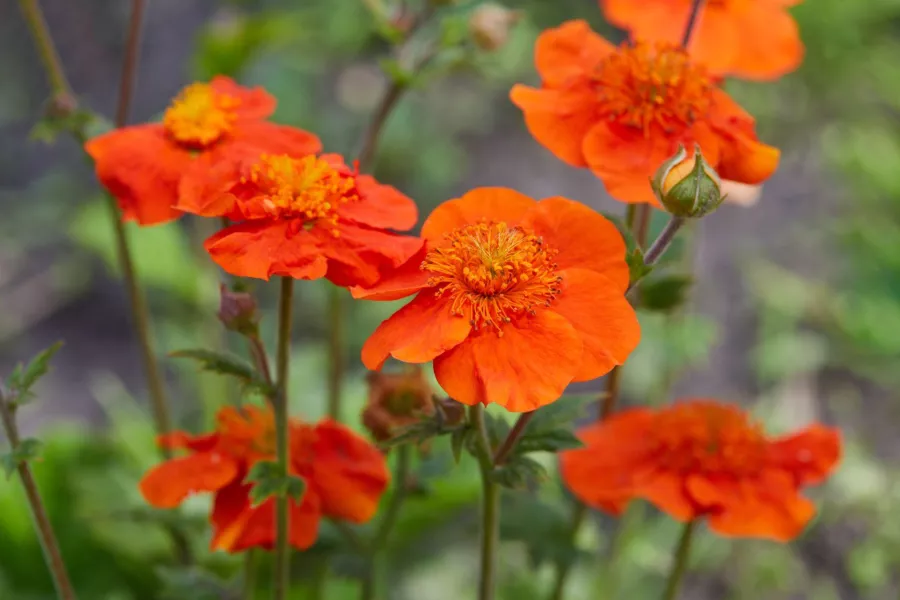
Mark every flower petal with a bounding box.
[421,187,536,244]
[310,419,390,523]
[140,451,239,508]
[727,3,803,80]
[317,222,424,288]
[550,268,640,382]
[211,76,277,120]
[521,197,629,288]
[84,124,188,226]
[226,121,322,156]
[340,174,418,231]
[213,487,323,552]
[509,85,596,167]
[769,424,842,486]
[634,470,697,522]
[433,310,582,412]
[350,246,431,301]
[205,221,327,281]
[534,20,615,86]
[362,290,472,369]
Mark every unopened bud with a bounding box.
[435,397,466,427]
[217,283,259,336]
[362,367,435,442]
[46,93,78,120]
[651,144,723,218]
[468,3,522,52]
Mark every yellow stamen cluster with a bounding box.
[592,42,712,137]
[242,154,358,235]
[163,83,241,147]
[650,402,766,475]
[421,221,561,334]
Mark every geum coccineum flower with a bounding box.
[561,399,842,541]
[510,20,780,205]
[601,0,804,81]
[140,405,389,552]
[176,149,423,286]
[356,187,641,413]
[85,76,321,226]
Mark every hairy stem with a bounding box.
[492,411,534,465]
[243,549,259,600]
[326,286,344,421]
[661,520,697,600]
[469,405,499,600]
[273,277,295,600]
[17,0,70,95]
[0,391,77,600]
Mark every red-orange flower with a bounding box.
[357,187,640,413]
[561,399,841,541]
[602,0,804,81]
[140,405,389,552]
[85,77,322,226]
[509,20,780,205]
[176,149,422,286]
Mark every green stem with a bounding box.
[243,549,259,600]
[661,520,697,600]
[468,405,499,600]
[273,277,295,600]
[546,503,586,600]
[0,391,77,600]
[326,285,344,421]
[680,0,706,49]
[17,0,71,95]
[491,411,534,465]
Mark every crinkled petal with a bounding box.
[634,470,697,522]
[205,221,327,281]
[315,222,424,288]
[310,419,390,523]
[140,451,239,508]
[550,268,640,382]
[361,290,471,369]
[433,310,582,412]
[534,20,615,86]
[521,197,629,288]
[157,431,219,453]
[726,3,803,80]
[769,424,842,486]
[350,246,431,301]
[211,76,277,120]
[510,85,596,167]
[421,187,536,244]
[84,124,189,226]
[225,121,322,156]
[340,174,418,231]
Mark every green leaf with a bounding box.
[379,57,415,86]
[513,429,583,454]
[2,438,43,478]
[483,412,510,448]
[450,425,470,464]
[6,342,62,405]
[491,455,548,489]
[379,420,441,448]
[639,274,694,312]
[627,248,653,283]
[169,349,275,396]
[526,395,591,435]
[245,460,307,505]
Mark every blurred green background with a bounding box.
[2,0,900,598]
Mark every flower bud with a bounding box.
[468,3,522,52]
[651,144,723,218]
[362,367,435,442]
[217,283,259,336]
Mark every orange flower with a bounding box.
[139,405,389,552]
[356,187,640,412]
[85,77,322,226]
[175,150,423,285]
[561,399,841,541]
[602,0,803,81]
[509,20,780,205]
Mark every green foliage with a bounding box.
[2,438,43,478]
[5,342,62,405]
[639,274,694,313]
[170,349,275,397]
[245,460,307,505]
[490,454,547,489]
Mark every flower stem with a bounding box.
[243,549,259,600]
[360,444,412,600]
[661,520,697,600]
[0,391,77,600]
[273,276,295,600]
[326,286,344,421]
[468,405,499,600]
[628,216,687,294]
[546,502,586,600]
[17,0,70,96]
[492,411,534,465]
[680,0,706,49]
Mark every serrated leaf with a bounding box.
[513,429,584,454]
[6,342,62,404]
[491,455,548,489]
[450,426,470,464]
[483,412,510,448]
[640,274,694,312]
[285,476,307,502]
[245,460,307,505]
[526,396,591,435]
[627,248,653,284]
[170,349,274,396]
[2,438,43,478]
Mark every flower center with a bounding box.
[421,222,561,334]
[163,83,241,148]
[650,401,766,475]
[592,42,712,137]
[240,154,358,235]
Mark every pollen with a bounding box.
[650,401,767,475]
[241,154,358,235]
[592,42,712,137]
[421,221,562,334]
[163,83,241,148]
